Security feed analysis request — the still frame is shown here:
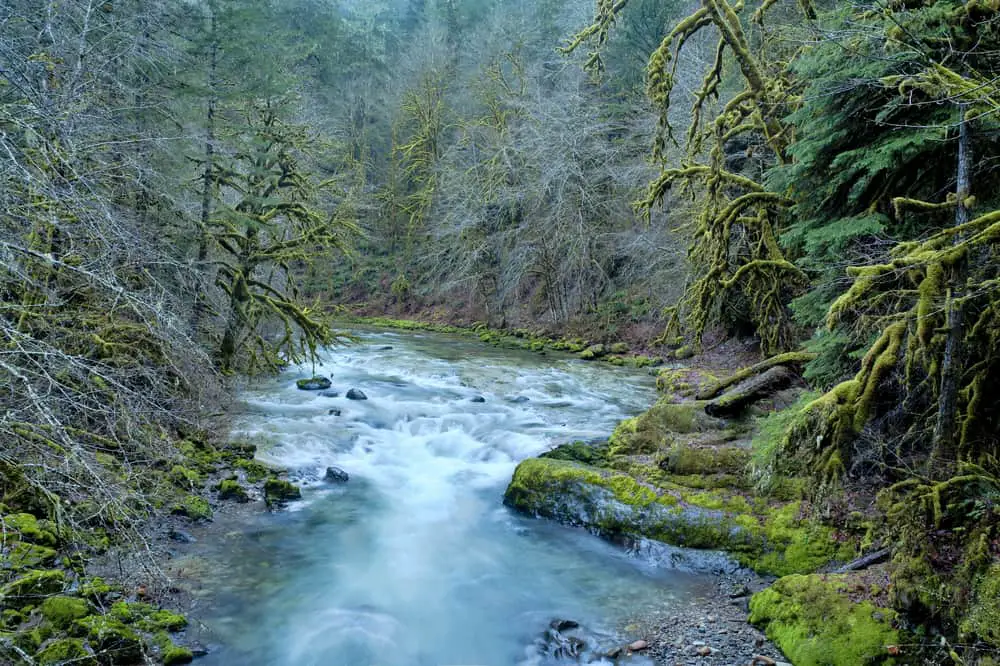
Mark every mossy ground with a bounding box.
[749,573,901,666]
[0,433,292,664]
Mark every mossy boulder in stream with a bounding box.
[297,376,332,390]
[749,574,902,665]
[503,457,849,575]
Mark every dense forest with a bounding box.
[2,0,999,664]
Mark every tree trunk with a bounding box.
[932,104,972,470]
[191,9,218,337]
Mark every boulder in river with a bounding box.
[346,388,368,401]
[297,376,332,391]
[470,395,486,403]
[325,466,350,483]
[329,408,342,416]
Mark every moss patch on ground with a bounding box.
[749,573,902,666]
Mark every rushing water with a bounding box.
[187,329,715,666]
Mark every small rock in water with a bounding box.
[628,639,649,652]
[549,619,579,632]
[695,644,713,657]
[297,376,332,391]
[469,395,486,403]
[168,529,196,544]
[328,408,342,416]
[318,390,340,398]
[377,345,393,351]
[325,466,349,483]
[508,395,529,404]
[346,388,368,400]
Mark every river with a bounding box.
[187,328,716,665]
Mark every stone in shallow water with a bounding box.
[325,466,349,483]
[329,408,342,416]
[346,388,368,400]
[318,390,340,398]
[297,376,332,391]
[469,395,486,403]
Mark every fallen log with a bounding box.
[695,351,816,401]
[835,547,891,573]
[704,366,795,417]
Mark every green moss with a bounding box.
[506,457,849,576]
[740,502,855,576]
[75,615,142,661]
[170,495,212,521]
[35,638,96,665]
[110,602,188,632]
[609,342,629,354]
[749,574,901,666]
[264,479,301,506]
[608,399,725,456]
[2,609,24,629]
[236,458,273,483]
[2,513,57,547]
[960,564,1000,646]
[216,478,249,502]
[660,442,750,475]
[40,596,90,629]
[673,345,695,360]
[78,577,113,600]
[540,441,611,466]
[7,541,58,569]
[167,466,203,491]
[1,569,65,600]
[579,344,605,360]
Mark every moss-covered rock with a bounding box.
[7,541,58,569]
[540,441,611,466]
[609,342,630,354]
[749,574,902,666]
[1,569,66,601]
[40,596,90,629]
[170,495,212,521]
[35,637,96,666]
[608,399,726,456]
[296,376,332,390]
[264,479,301,506]
[578,344,606,360]
[110,601,188,632]
[167,466,203,491]
[504,457,850,575]
[235,458,273,483]
[658,441,750,476]
[216,478,249,503]
[2,513,58,547]
[655,368,718,397]
[76,615,143,663]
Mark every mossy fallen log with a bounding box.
[696,351,815,400]
[705,366,796,417]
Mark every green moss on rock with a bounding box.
[505,457,851,576]
[170,495,212,521]
[2,513,58,547]
[749,574,901,666]
[1,569,65,600]
[167,466,203,491]
[40,596,90,629]
[264,479,301,506]
[35,637,96,666]
[7,541,58,569]
[75,615,142,662]
[216,478,249,503]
